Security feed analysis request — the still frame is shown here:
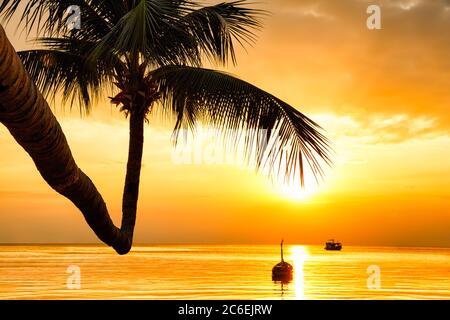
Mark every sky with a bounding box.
[0,0,449,247]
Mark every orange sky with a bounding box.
[0,0,449,247]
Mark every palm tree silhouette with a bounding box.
[0,0,331,254]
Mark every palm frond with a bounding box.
[18,38,123,111]
[1,0,265,68]
[0,0,114,38]
[178,0,264,65]
[151,66,331,185]
[88,0,196,67]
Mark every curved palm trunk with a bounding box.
[121,110,144,240]
[0,25,140,255]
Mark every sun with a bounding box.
[274,173,319,202]
[279,184,315,201]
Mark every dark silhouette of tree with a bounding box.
[0,1,330,254]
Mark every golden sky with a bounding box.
[0,0,449,247]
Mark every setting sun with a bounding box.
[1,0,449,248]
[276,179,318,202]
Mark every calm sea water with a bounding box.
[0,245,449,300]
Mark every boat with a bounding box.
[325,239,342,251]
[272,240,293,282]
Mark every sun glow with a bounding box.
[290,246,309,300]
[278,183,317,201]
[274,173,319,202]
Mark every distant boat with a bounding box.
[272,240,293,282]
[325,239,342,251]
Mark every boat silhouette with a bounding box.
[272,240,293,282]
[325,239,342,251]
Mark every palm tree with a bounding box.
[0,0,331,254]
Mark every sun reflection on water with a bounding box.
[290,246,309,300]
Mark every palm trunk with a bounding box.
[121,110,144,241]
[0,25,139,255]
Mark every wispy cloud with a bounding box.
[315,113,445,144]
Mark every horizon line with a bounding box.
[0,242,449,250]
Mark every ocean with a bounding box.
[0,245,449,299]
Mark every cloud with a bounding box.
[388,0,422,11]
[228,0,450,138]
[5,0,450,139]
[314,113,444,144]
